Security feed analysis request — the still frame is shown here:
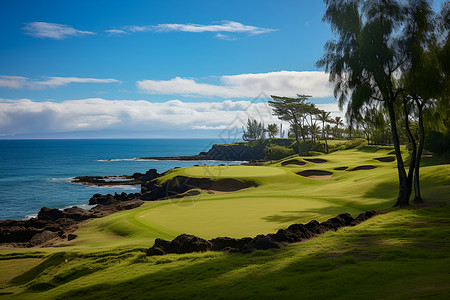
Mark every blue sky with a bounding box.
[0,0,446,139]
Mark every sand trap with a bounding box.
[348,165,377,171]
[281,159,306,166]
[304,158,327,164]
[297,170,333,179]
[374,156,395,162]
[334,166,348,170]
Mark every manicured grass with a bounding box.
[0,145,449,299]
[62,146,449,250]
[2,204,450,299]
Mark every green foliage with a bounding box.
[266,124,278,139]
[265,145,295,160]
[242,119,265,142]
[425,130,450,155]
[328,138,367,152]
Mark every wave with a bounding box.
[23,203,96,220]
[85,185,139,191]
[97,158,139,162]
[23,213,38,220]
[47,177,74,183]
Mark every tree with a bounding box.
[268,95,312,156]
[267,124,279,139]
[242,119,265,142]
[316,0,428,206]
[333,116,344,139]
[317,110,331,153]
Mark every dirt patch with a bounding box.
[304,158,327,164]
[374,156,395,162]
[297,170,333,179]
[281,159,306,166]
[334,166,348,171]
[348,165,377,171]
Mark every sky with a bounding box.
[0,0,446,139]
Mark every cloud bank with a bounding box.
[0,76,120,89]
[137,71,333,98]
[0,98,342,137]
[23,22,95,39]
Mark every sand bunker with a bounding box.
[334,166,348,171]
[374,156,395,162]
[348,165,377,171]
[304,158,327,164]
[209,178,257,192]
[281,159,306,166]
[297,170,333,179]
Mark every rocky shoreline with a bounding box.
[0,168,258,248]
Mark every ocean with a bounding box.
[0,139,240,220]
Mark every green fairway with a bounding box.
[17,146,449,251]
[1,146,449,298]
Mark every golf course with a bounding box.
[1,144,449,299]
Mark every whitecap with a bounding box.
[85,185,139,191]
[47,177,74,183]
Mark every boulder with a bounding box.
[140,169,159,182]
[29,230,58,247]
[146,234,212,256]
[209,237,252,251]
[37,207,65,221]
[320,213,354,231]
[353,210,378,224]
[305,220,327,234]
[169,234,212,254]
[62,207,95,221]
[240,235,282,253]
[140,185,166,201]
[67,233,77,241]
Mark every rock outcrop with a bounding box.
[146,211,379,256]
[1,197,145,247]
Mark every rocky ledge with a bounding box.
[146,211,379,256]
[0,199,145,248]
[71,169,159,186]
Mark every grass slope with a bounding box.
[0,145,449,299]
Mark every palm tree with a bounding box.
[334,116,344,139]
[317,111,331,153]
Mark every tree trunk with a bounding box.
[413,103,425,203]
[323,120,329,154]
[292,117,302,156]
[403,98,416,200]
[387,101,410,207]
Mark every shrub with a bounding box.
[329,139,367,152]
[265,145,295,160]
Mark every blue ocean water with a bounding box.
[0,139,240,220]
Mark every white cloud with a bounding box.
[124,20,275,35]
[0,75,120,89]
[23,22,95,39]
[216,33,236,41]
[0,98,274,135]
[105,29,127,35]
[137,71,333,98]
[0,76,28,89]
[0,98,343,136]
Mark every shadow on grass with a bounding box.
[10,252,67,286]
[50,205,450,299]
[357,145,394,153]
[261,206,359,224]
